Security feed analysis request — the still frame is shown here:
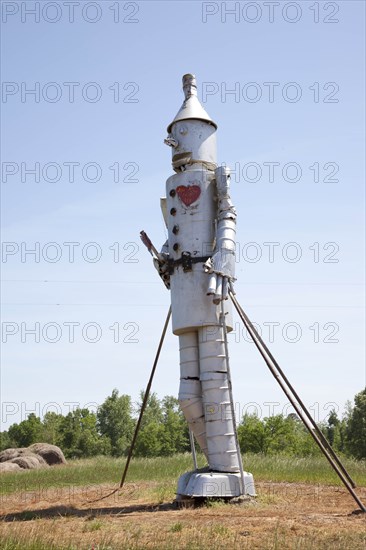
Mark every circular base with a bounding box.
[177,469,256,499]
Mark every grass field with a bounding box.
[1,453,365,549]
[1,453,366,496]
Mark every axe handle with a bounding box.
[140,231,163,261]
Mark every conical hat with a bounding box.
[167,74,217,133]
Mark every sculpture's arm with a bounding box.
[204,166,237,303]
[140,229,170,290]
[153,240,171,289]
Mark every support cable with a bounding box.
[84,306,171,504]
[230,291,356,486]
[229,290,365,513]
[118,306,172,490]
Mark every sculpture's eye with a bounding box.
[179,125,188,135]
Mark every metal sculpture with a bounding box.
[134,74,366,510]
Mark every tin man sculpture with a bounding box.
[143,74,256,499]
[134,74,366,510]
[135,74,365,510]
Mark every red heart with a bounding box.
[176,185,201,207]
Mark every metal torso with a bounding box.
[165,117,232,334]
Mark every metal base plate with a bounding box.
[176,468,256,499]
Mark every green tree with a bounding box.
[238,413,321,456]
[159,396,190,456]
[325,410,339,446]
[97,389,134,456]
[319,409,346,452]
[134,421,163,457]
[134,392,163,457]
[238,413,266,453]
[7,413,43,447]
[263,415,297,454]
[137,392,163,423]
[291,419,321,457]
[0,431,12,451]
[58,408,110,458]
[130,393,190,457]
[345,389,366,459]
[41,412,64,445]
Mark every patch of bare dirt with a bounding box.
[0,481,365,549]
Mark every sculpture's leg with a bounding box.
[178,331,208,458]
[198,325,240,473]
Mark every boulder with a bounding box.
[28,443,66,465]
[10,453,47,470]
[0,448,28,462]
[0,443,66,471]
[0,462,22,473]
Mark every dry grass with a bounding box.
[0,455,365,549]
[1,480,365,549]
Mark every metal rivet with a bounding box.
[170,208,177,216]
[172,225,179,234]
[173,243,179,251]
[169,189,176,197]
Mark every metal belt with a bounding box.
[168,251,210,274]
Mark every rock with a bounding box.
[0,448,28,463]
[0,443,66,471]
[0,462,22,473]
[10,453,47,470]
[28,443,66,465]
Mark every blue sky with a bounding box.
[1,1,365,429]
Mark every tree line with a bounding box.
[1,388,365,460]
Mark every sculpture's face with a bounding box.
[169,120,217,171]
